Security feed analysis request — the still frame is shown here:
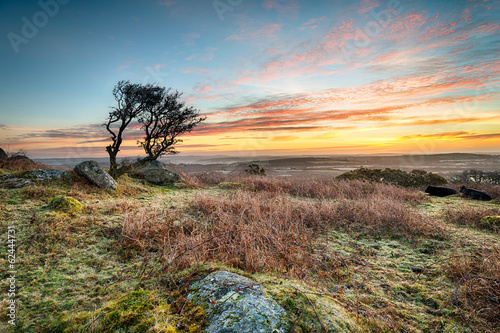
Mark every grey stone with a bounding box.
[0,178,35,188]
[188,271,289,333]
[0,148,7,161]
[74,161,117,190]
[129,160,182,185]
[19,169,71,181]
[0,169,74,188]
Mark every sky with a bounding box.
[0,0,499,159]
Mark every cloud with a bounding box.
[300,16,327,30]
[158,1,175,6]
[358,0,380,14]
[185,47,217,62]
[183,66,221,75]
[114,59,134,72]
[262,0,300,17]
[9,123,116,143]
[398,132,500,141]
[183,33,200,46]
[197,85,212,93]
[177,143,231,148]
[152,64,165,70]
[225,23,283,41]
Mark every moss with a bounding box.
[5,198,20,205]
[188,306,206,321]
[480,216,500,229]
[46,195,84,214]
[216,182,245,190]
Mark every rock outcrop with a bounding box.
[74,161,117,190]
[188,271,289,333]
[0,169,73,188]
[0,148,7,161]
[129,160,182,185]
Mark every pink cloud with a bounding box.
[225,23,283,41]
[300,16,327,30]
[358,0,380,14]
[262,0,300,17]
[152,64,165,70]
[113,59,134,72]
[197,85,212,93]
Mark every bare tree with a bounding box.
[137,89,206,161]
[104,81,163,178]
[104,81,205,179]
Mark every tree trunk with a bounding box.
[107,146,118,179]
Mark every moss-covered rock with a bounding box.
[188,271,289,333]
[46,195,84,214]
[0,169,75,188]
[74,161,117,190]
[129,160,183,186]
[480,216,500,229]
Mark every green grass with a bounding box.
[0,170,499,332]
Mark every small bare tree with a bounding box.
[137,90,206,161]
[104,81,164,178]
[104,81,205,179]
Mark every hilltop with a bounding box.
[0,159,499,332]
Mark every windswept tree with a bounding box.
[137,89,206,161]
[104,81,205,179]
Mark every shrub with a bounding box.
[0,150,47,172]
[336,167,447,187]
[245,163,266,176]
[451,169,500,185]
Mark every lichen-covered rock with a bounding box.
[0,178,35,188]
[19,169,72,181]
[188,271,289,333]
[46,195,83,214]
[74,161,117,190]
[129,160,183,185]
[0,169,74,188]
[480,216,500,228]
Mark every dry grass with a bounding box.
[0,150,48,171]
[120,186,444,286]
[443,245,500,332]
[120,191,337,280]
[194,173,428,204]
[336,198,446,242]
[442,206,500,232]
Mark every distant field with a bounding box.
[37,153,500,178]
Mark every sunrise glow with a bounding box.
[1,0,499,158]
